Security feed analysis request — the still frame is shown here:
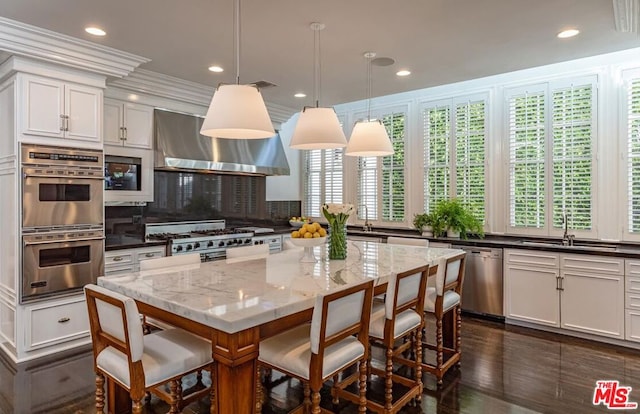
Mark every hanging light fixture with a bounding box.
[345,52,394,157]
[200,0,275,139]
[290,22,347,150]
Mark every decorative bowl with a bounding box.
[289,236,326,262]
[289,220,311,228]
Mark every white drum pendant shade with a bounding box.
[290,107,347,149]
[346,120,394,156]
[200,84,275,139]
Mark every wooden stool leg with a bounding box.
[331,374,340,404]
[95,373,105,413]
[256,365,263,414]
[169,379,180,414]
[385,346,393,412]
[436,316,443,385]
[303,382,311,411]
[456,306,462,368]
[311,388,321,414]
[358,359,367,413]
[132,399,144,414]
[415,325,423,402]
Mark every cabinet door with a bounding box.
[65,84,101,142]
[123,103,153,149]
[22,75,65,138]
[561,270,624,339]
[103,98,124,146]
[505,265,560,327]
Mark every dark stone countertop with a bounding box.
[105,234,167,251]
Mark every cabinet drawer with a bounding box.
[626,310,640,342]
[626,261,640,278]
[104,251,134,266]
[626,276,640,294]
[26,298,89,350]
[104,264,135,276]
[626,292,640,310]
[561,255,623,275]
[505,249,559,268]
[136,248,165,263]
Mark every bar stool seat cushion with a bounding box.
[96,328,212,388]
[368,301,422,340]
[259,323,365,380]
[424,288,460,313]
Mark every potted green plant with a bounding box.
[433,198,484,239]
[413,212,434,236]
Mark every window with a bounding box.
[507,78,596,234]
[302,148,343,217]
[357,111,406,223]
[422,97,486,222]
[626,74,640,233]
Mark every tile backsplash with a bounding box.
[105,171,300,235]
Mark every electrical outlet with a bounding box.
[133,215,142,224]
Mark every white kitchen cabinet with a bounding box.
[560,255,624,339]
[104,245,166,276]
[104,98,153,148]
[624,261,640,342]
[348,234,383,243]
[505,249,560,327]
[20,74,102,144]
[24,296,89,351]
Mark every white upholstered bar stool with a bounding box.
[386,236,429,247]
[421,252,466,385]
[84,284,213,414]
[226,243,270,262]
[139,253,201,332]
[258,280,375,414]
[366,265,429,413]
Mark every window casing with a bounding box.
[422,96,487,223]
[506,77,597,236]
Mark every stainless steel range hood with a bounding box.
[154,109,290,176]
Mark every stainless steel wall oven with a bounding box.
[21,144,104,302]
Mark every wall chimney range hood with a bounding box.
[154,109,290,176]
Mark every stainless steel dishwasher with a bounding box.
[451,245,504,318]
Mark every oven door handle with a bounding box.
[23,236,105,246]
[23,172,105,180]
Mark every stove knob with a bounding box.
[259,240,264,244]
[186,244,193,251]
[194,242,201,249]
[208,241,215,247]
[176,245,183,252]
[254,240,258,245]
[219,241,225,247]
[226,240,233,246]
[245,239,252,244]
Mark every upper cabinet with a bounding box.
[19,74,102,145]
[104,98,153,149]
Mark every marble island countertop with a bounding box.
[99,241,461,334]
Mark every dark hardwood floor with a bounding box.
[1,316,639,413]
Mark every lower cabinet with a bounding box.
[625,261,640,342]
[25,297,90,351]
[104,245,166,276]
[505,249,625,340]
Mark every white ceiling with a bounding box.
[1,0,639,109]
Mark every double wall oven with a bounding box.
[21,144,104,302]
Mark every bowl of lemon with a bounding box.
[289,216,312,228]
[289,223,327,262]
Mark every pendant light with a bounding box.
[290,23,347,150]
[200,0,275,139]
[345,52,394,157]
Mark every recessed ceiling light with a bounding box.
[557,29,580,38]
[396,70,411,77]
[85,27,106,36]
[208,66,224,73]
[294,93,306,98]
[128,94,139,101]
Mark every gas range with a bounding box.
[145,220,276,261]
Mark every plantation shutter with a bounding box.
[382,112,406,221]
[508,88,546,228]
[303,148,343,217]
[455,100,486,222]
[358,156,378,221]
[423,105,450,213]
[551,83,593,230]
[628,77,640,232]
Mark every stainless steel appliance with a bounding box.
[22,228,104,302]
[145,220,256,262]
[237,227,281,253]
[104,154,142,191]
[452,245,504,318]
[21,144,104,229]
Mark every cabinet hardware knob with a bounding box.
[145,253,154,257]
[58,317,70,323]
[123,127,127,140]
[113,256,123,262]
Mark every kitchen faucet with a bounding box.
[562,213,575,246]
[358,204,372,232]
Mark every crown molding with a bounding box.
[109,68,297,123]
[0,16,149,78]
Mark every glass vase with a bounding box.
[328,221,347,260]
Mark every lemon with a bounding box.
[314,222,321,231]
[299,227,307,235]
[291,230,301,238]
[318,228,327,237]
[304,232,313,238]
[313,232,320,238]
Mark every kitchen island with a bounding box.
[98,240,462,413]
